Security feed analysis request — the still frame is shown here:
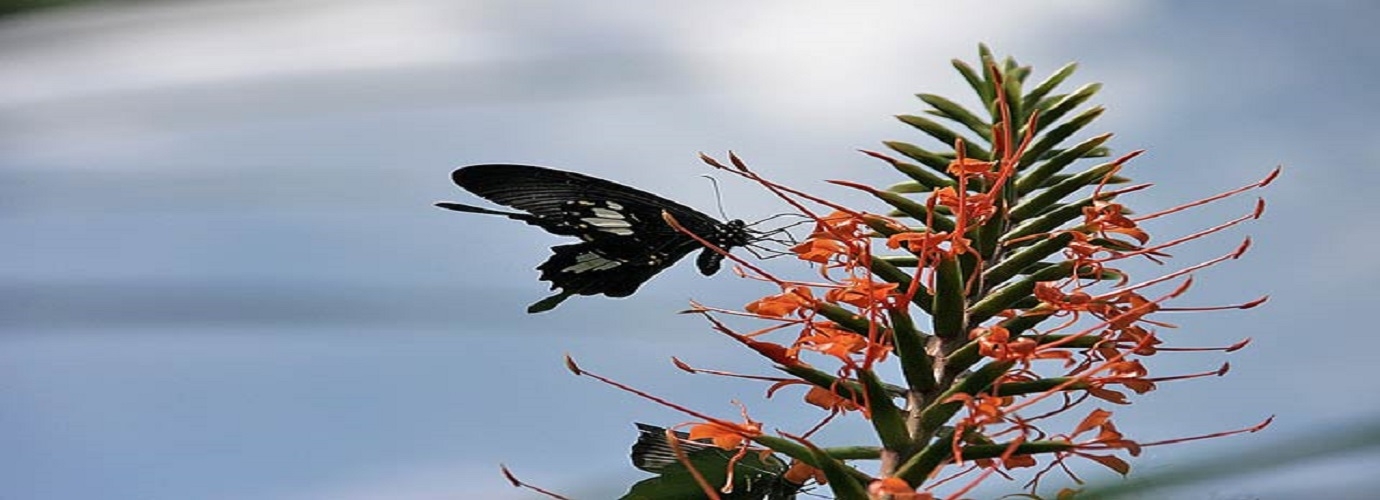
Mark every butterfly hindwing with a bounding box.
[538,242,686,298]
[627,423,803,500]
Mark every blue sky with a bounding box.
[3,1,1378,498]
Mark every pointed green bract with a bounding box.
[1020,106,1106,167]
[1016,132,1113,195]
[918,93,991,140]
[884,140,954,172]
[897,114,993,160]
[860,368,912,452]
[1024,62,1078,110]
[887,308,936,394]
[1034,82,1103,134]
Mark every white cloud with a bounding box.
[0,0,489,106]
[643,1,1151,133]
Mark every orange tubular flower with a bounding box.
[1083,200,1150,245]
[796,322,875,362]
[825,277,900,309]
[688,421,759,450]
[804,386,860,413]
[868,477,933,499]
[792,237,850,264]
[746,286,817,318]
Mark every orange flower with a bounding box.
[946,392,1013,429]
[796,322,872,361]
[867,477,932,499]
[1083,201,1150,245]
[825,277,900,309]
[814,210,866,235]
[947,157,998,177]
[746,286,816,317]
[887,230,972,261]
[688,421,759,450]
[803,386,859,413]
[791,237,850,264]
[1034,282,1096,313]
[933,186,997,222]
[782,461,828,487]
[972,325,1073,364]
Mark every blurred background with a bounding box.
[3,1,1377,499]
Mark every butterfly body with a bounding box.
[438,164,753,312]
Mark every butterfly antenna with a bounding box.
[749,212,810,227]
[700,174,730,221]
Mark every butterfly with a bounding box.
[627,423,805,500]
[436,164,758,313]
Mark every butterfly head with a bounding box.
[695,219,758,276]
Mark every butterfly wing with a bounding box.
[630,423,715,474]
[452,164,734,247]
[537,242,689,298]
[628,423,800,500]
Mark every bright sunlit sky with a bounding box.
[3,1,1378,499]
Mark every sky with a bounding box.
[3,1,1379,499]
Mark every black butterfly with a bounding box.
[437,164,756,313]
[628,423,803,500]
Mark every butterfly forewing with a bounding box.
[453,165,730,243]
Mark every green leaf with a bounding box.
[864,189,955,233]
[992,377,1092,397]
[1033,83,1102,135]
[887,307,936,394]
[885,181,927,194]
[1010,160,1121,221]
[918,93,991,140]
[970,261,1073,326]
[960,440,1076,460]
[860,369,912,452]
[778,364,864,402]
[1019,106,1105,170]
[1015,132,1113,196]
[918,360,1015,433]
[931,254,967,341]
[982,232,1075,290]
[894,428,956,485]
[1024,62,1078,111]
[1004,189,1132,245]
[884,140,954,172]
[816,303,875,337]
[867,257,934,314]
[897,114,993,160]
[805,443,872,500]
[952,58,991,109]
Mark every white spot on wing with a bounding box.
[562,251,623,273]
[580,210,634,235]
[591,208,624,219]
